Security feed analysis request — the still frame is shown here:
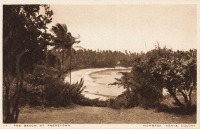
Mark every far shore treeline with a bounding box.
[62,49,138,70]
[3,5,197,124]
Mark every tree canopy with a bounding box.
[3,5,53,123]
[115,46,197,109]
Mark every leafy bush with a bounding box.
[75,96,108,107]
[21,65,85,107]
[149,49,197,108]
[114,46,197,109]
[113,72,163,108]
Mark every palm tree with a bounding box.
[51,23,80,83]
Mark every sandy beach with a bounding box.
[65,67,131,100]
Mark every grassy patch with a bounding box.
[18,105,196,124]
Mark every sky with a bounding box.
[47,4,197,53]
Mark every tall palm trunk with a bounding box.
[69,47,72,85]
[51,24,80,83]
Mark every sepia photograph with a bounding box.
[1,0,199,128]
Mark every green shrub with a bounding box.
[21,65,85,107]
[74,95,108,107]
[113,47,197,109]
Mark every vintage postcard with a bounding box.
[0,0,199,129]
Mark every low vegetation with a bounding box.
[21,65,85,107]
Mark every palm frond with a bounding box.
[51,23,67,41]
[62,24,68,33]
[56,23,67,35]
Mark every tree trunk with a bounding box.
[178,86,193,109]
[168,88,184,107]
[69,48,72,85]
[60,49,65,80]
[186,87,193,109]
[3,51,25,123]
[14,75,23,123]
[3,74,14,123]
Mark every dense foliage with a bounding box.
[114,46,197,109]
[70,49,137,69]
[3,5,84,123]
[3,5,53,123]
[21,65,85,107]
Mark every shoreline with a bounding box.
[65,67,131,100]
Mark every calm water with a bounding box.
[90,69,130,86]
